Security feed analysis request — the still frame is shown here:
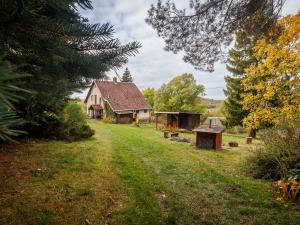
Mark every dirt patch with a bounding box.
[155,191,169,217]
[0,145,33,185]
[224,184,240,193]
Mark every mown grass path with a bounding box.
[102,123,299,225]
[0,121,299,225]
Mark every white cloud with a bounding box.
[75,0,300,100]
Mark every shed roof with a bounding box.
[115,110,134,115]
[155,111,201,115]
[193,125,224,134]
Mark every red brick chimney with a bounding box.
[113,77,117,82]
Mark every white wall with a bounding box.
[137,109,151,120]
[86,82,151,120]
[86,82,103,116]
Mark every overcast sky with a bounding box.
[77,0,300,100]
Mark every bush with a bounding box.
[277,174,300,202]
[225,126,247,134]
[247,117,300,180]
[57,102,94,141]
[102,117,116,124]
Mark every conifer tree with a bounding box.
[0,60,29,141]
[121,67,133,82]
[0,0,140,137]
[223,8,276,137]
[223,32,256,128]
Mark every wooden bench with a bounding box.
[170,132,179,137]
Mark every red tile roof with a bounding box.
[94,81,152,111]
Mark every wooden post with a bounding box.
[164,131,169,138]
[195,132,199,147]
[176,114,179,130]
[246,137,253,144]
[155,114,158,129]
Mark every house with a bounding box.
[84,78,152,123]
[155,112,201,131]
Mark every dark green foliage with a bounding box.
[121,67,133,82]
[0,59,30,141]
[223,39,253,128]
[247,117,300,180]
[223,9,275,131]
[0,110,26,142]
[56,102,94,141]
[0,0,140,138]
[20,101,94,141]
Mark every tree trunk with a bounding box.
[248,129,256,138]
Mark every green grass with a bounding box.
[0,121,299,225]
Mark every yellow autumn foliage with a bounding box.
[242,12,300,130]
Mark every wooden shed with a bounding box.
[155,112,201,131]
[193,118,224,150]
[115,111,134,124]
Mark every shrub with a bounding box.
[57,102,94,141]
[225,126,247,134]
[246,117,300,180]
[277,175,300,202]
[102,116,116,124]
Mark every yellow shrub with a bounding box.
[277,177,300,202]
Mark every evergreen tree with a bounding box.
[0,0,140,137]
[121,67,133,82]
[223,8,276,137]
[223,32,255,128]
[0,60,29,141]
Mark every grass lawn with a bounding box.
[0,121,299,225]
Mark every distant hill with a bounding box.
[201,97,225,117]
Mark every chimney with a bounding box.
[209,119,212,128]
[113,77,117,82]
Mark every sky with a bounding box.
[77,0,300,100]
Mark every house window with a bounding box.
[144,110,147,113]
[91,95,93,101]
[95,94,97,104]
[99,97,101,104]
[136,110,139,113]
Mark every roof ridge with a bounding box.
[95,80,134,84]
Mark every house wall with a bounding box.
[137,109,151,121]
[86,82,103,117]
[86,82,151,121]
